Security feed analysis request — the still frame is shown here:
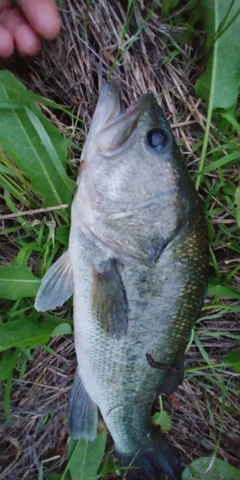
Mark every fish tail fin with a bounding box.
[116,430,183,480]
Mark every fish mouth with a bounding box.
[123,93,156,119]
[94,84,157,156]
[105,85,156,125]
[96,83,122,124]
[97,82,157,126]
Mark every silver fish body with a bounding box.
[35,84,208,480]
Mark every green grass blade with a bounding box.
[198,150,240,175]
[0,350,19,381]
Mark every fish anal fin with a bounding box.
[91,259,128,339]
[160,364,185,394]
[34,250,73,312]
[68,374,98,441]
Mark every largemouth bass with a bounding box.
[35,83,208,480]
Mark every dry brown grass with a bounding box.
[0,1,239,479]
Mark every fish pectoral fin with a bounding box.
[92,258,128,339]
[34,250,73,312]
[68,374,98,441]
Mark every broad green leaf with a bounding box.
[0,69,81,121]
[55,225,70,246]
[52,323,72,335]
[97,452,116,477]
[152,409,172,433]
[162,0,180,16]
[195,0,240,189]
[0,265,40,299]
[0,316,64,351]
[48,474,70,480]
[67,431,107,480]
[0,70,76,220]
[195,0,240,109]
[222,180,237,196]
[226,350,240,372]
[207,283,240,299]
[43,311,72,325]
[183,456,240,479]
[0,350,19,380]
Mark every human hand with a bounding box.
[0,0,61,60]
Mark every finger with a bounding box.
[15,24,41,56]
[17,0,61,40]
[0,0,11,15]
[1,8,41,55]
[0,25,14,57]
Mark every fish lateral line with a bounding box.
[146,353,181,371]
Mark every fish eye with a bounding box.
[146,128,169,152]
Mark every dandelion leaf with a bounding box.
[183,456,240,479]
[195,0,240,109]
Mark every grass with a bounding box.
[0,0,240,479]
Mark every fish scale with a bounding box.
[35,83,208,480]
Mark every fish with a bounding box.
[35,83,209,480]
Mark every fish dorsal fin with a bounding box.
[92,259,128,339]
[68,374,98,441]
[34,250,73,312]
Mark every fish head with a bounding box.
[78,83,187,208]
[73,84,197,260]
[95,90,173,161]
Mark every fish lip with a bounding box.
[101,84,155,119]
[107,92,156,127]
[100,83,123,121]
[125,93,156,117]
